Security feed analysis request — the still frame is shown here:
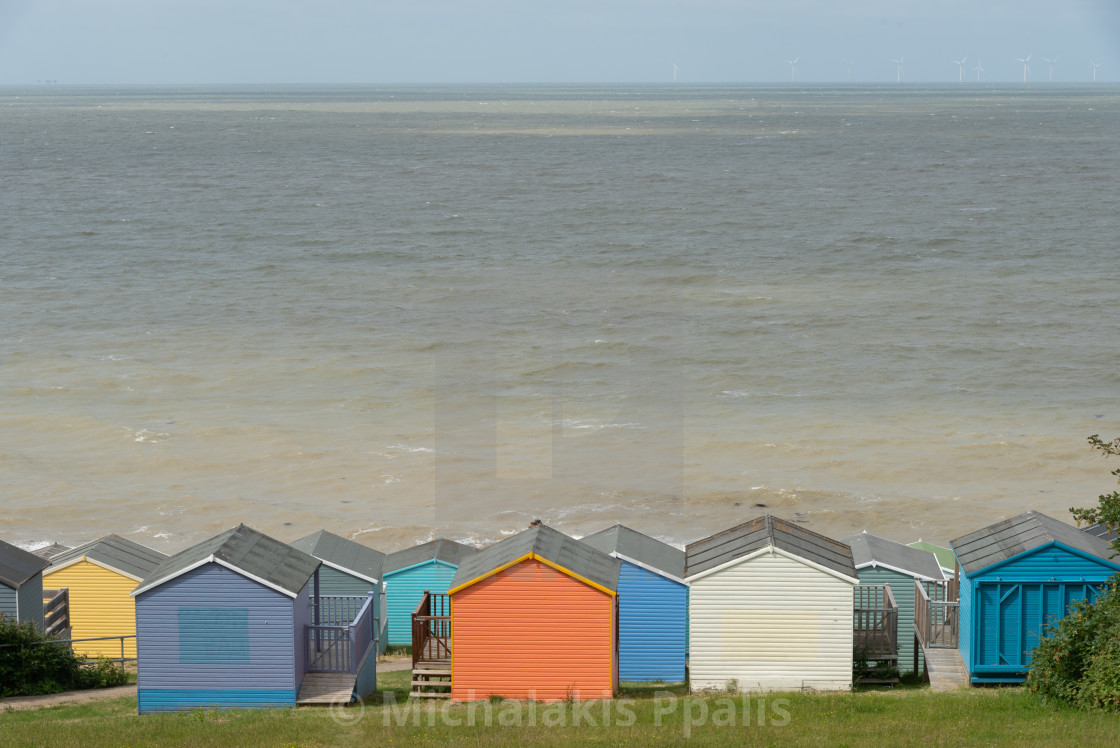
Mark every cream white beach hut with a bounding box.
[685,515,859,692]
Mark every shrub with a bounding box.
[0,614,128,696]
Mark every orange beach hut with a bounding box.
[447,524,621,702]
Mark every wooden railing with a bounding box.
[307,592,378,674]
[411,591,451,669]
[914,579,959,649]
[853,584,899,661]
[42,588,70,639]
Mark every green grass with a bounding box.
[2,684,1118,747]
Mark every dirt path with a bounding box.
[0,685,136,711]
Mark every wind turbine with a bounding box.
[673,62,678,83]
[974,57,984,82]
[847,60,854,82]
[785,57,799,83]
[1016,52,1032,83]
[1091,60,1102,82]
[953,56,967,83]
[1043,57,1057,82]
[892,58,903,83]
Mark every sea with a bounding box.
[2,83,1119,555]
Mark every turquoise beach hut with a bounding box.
[382,538,477,647]
[132,524,378,713]
[951,510,1120,684]
[0,538,50,630]
[844,532,946,674]
[290,530,388,653]
[581,524,688,683]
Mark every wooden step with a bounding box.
[412,679,452,687]
[413,669,452,677]
[411,691,452,698]
[297,672,357,705]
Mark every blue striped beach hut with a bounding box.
[951,510,1120,684]
[290,530,388,653]
[382,538,477,647]
[132,524,378,713]
[0,538,50,630]
[581,524,687,683]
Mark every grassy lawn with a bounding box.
[2,677,1118,747]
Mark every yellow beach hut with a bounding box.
[42,535,167,658]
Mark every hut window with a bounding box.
[178,608,251,664]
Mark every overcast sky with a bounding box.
[1,1,1117,85]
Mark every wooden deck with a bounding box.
[412,592,452,698]
[297,672,357,705]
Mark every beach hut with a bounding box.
[580,524,687,683]
[0,539,51,630]
[42,535,167,658]
[132,524,379,713]
[290,530,388,652]
[844,532,946,674]
[907,540,955,579]
[382,538,477,647]
[447,523,620,701]
[686,515,859,692]
[951,510,1120,684]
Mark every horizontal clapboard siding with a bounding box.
[139,689,297,713]
[452,559,614,701]
[617,561,687,682]
[384,561,457,646]
[964,543,1115,680]
[0,583,18,621]
[43,561,139,658]
[857,567,919,672]
[690,550,855,692]
[135,563,298,694]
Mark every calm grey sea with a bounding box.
[2,84,1119,554]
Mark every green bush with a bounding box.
[0,614,128,696]
[1027,575,1120,710]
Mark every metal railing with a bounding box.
[306,592,378,674]
[853,584,899,661]
[914,579,959,649]
[1,634,135,671]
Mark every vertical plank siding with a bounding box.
[451,559,615,701]
[135,563,300,713]
[16,574,45,630]
[689,552,855,692]
[43,561,140,658]
[384,561,458,646]
[616,561,687,682]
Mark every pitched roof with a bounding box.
[907,540,957,571]
[47,534,168,581]
[290,530,385,583]
[132,525,320,598]
[950,510,1120,575]
[579,524,685,580]
[843,532,944,581]
[1082,523,1118,543]
[383,538,477,574]
[0,539,51,589]
[685,515,857,580]
[449,524,620,595]
[32,543,71,561]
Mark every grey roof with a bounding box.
[580,524,685,579]
[950,510,1120,575]
[450,524,621,593]
[0,538,51,589]
[383,538,478,574]
[1082,523,1118,542]
[32,543,71,561]
[134,524,320,597]
[48,534,168,581]
[290,530,385,583]
[685,515,857,580]
[842,532,944,581]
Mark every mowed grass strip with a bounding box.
[2,682,1117,748]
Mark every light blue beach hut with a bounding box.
[132,524,379,713]
[0,539,50,631]
[290,530,388,653]
[951,510,1120,684]
[580,524,687,682]
[844,532,946,674]
[382,538,477,647]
